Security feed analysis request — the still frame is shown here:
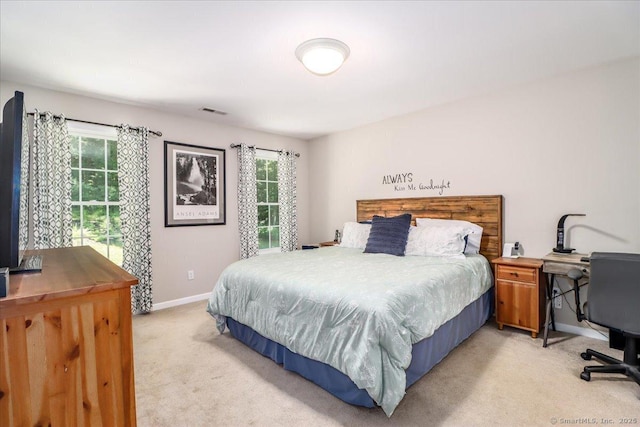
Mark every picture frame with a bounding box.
[164,141,226,227]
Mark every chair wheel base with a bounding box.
[581,352,592,360]
[580,371,591,381]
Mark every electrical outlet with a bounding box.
[552,287,562,309]
[187,270,194,280]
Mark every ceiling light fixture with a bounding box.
[295,38,350,76]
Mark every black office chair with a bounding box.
[573,252,640,385]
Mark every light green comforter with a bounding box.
[206,246,493,416]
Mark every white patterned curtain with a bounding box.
[278,150,298,252]
[237,144,259,258]
[32,110,73,249]
[117,125,153,313]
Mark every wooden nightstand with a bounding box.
[319,241,337,247]
[491,257,547,338]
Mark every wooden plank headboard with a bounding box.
[356,195,503,262]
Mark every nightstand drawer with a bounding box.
[496,265,537,283]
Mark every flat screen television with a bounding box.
[0,90,41,274]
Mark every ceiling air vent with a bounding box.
[200,107,227,115]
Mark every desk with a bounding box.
[541,252,590,347]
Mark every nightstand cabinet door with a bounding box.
[496,279,539,331]
[492,258,546,339]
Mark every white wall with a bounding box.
[0,81,310,306]
[308,57,640,329]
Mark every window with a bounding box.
[256,151,279,252]
[69,126,122,265]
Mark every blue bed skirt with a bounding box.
[226,287,493,408]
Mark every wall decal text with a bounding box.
[381,173,413,185]
[382,172,451,195]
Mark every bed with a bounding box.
[207,195,503,416]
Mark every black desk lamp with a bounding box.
[553,214,586,253]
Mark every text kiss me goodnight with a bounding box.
[382,172,451,195]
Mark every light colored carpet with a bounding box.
[133,301,639,426]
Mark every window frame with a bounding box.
[68,123,123,265]
[256,149,280,254]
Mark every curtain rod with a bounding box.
[230,143,300,157]
[27,112,162,137]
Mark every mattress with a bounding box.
[207,246,493,415]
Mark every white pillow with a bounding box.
[415,218,483,254]
[339,222,371,249]
[405,225,470,258]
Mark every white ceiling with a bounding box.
[1,1,638,140]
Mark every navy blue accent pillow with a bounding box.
[364,213,412,256]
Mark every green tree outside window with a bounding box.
[70,133,122,265]
[256,154,279,251]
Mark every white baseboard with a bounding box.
[152,292,210,311]
[554,322,608,341]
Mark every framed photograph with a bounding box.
[164,141,226,226]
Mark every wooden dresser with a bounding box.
[0,246,139,426]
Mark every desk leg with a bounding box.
[543,273,556,348]
[543,297,552,347]
[547,273,556,331]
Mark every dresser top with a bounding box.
[0,246,138,308]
